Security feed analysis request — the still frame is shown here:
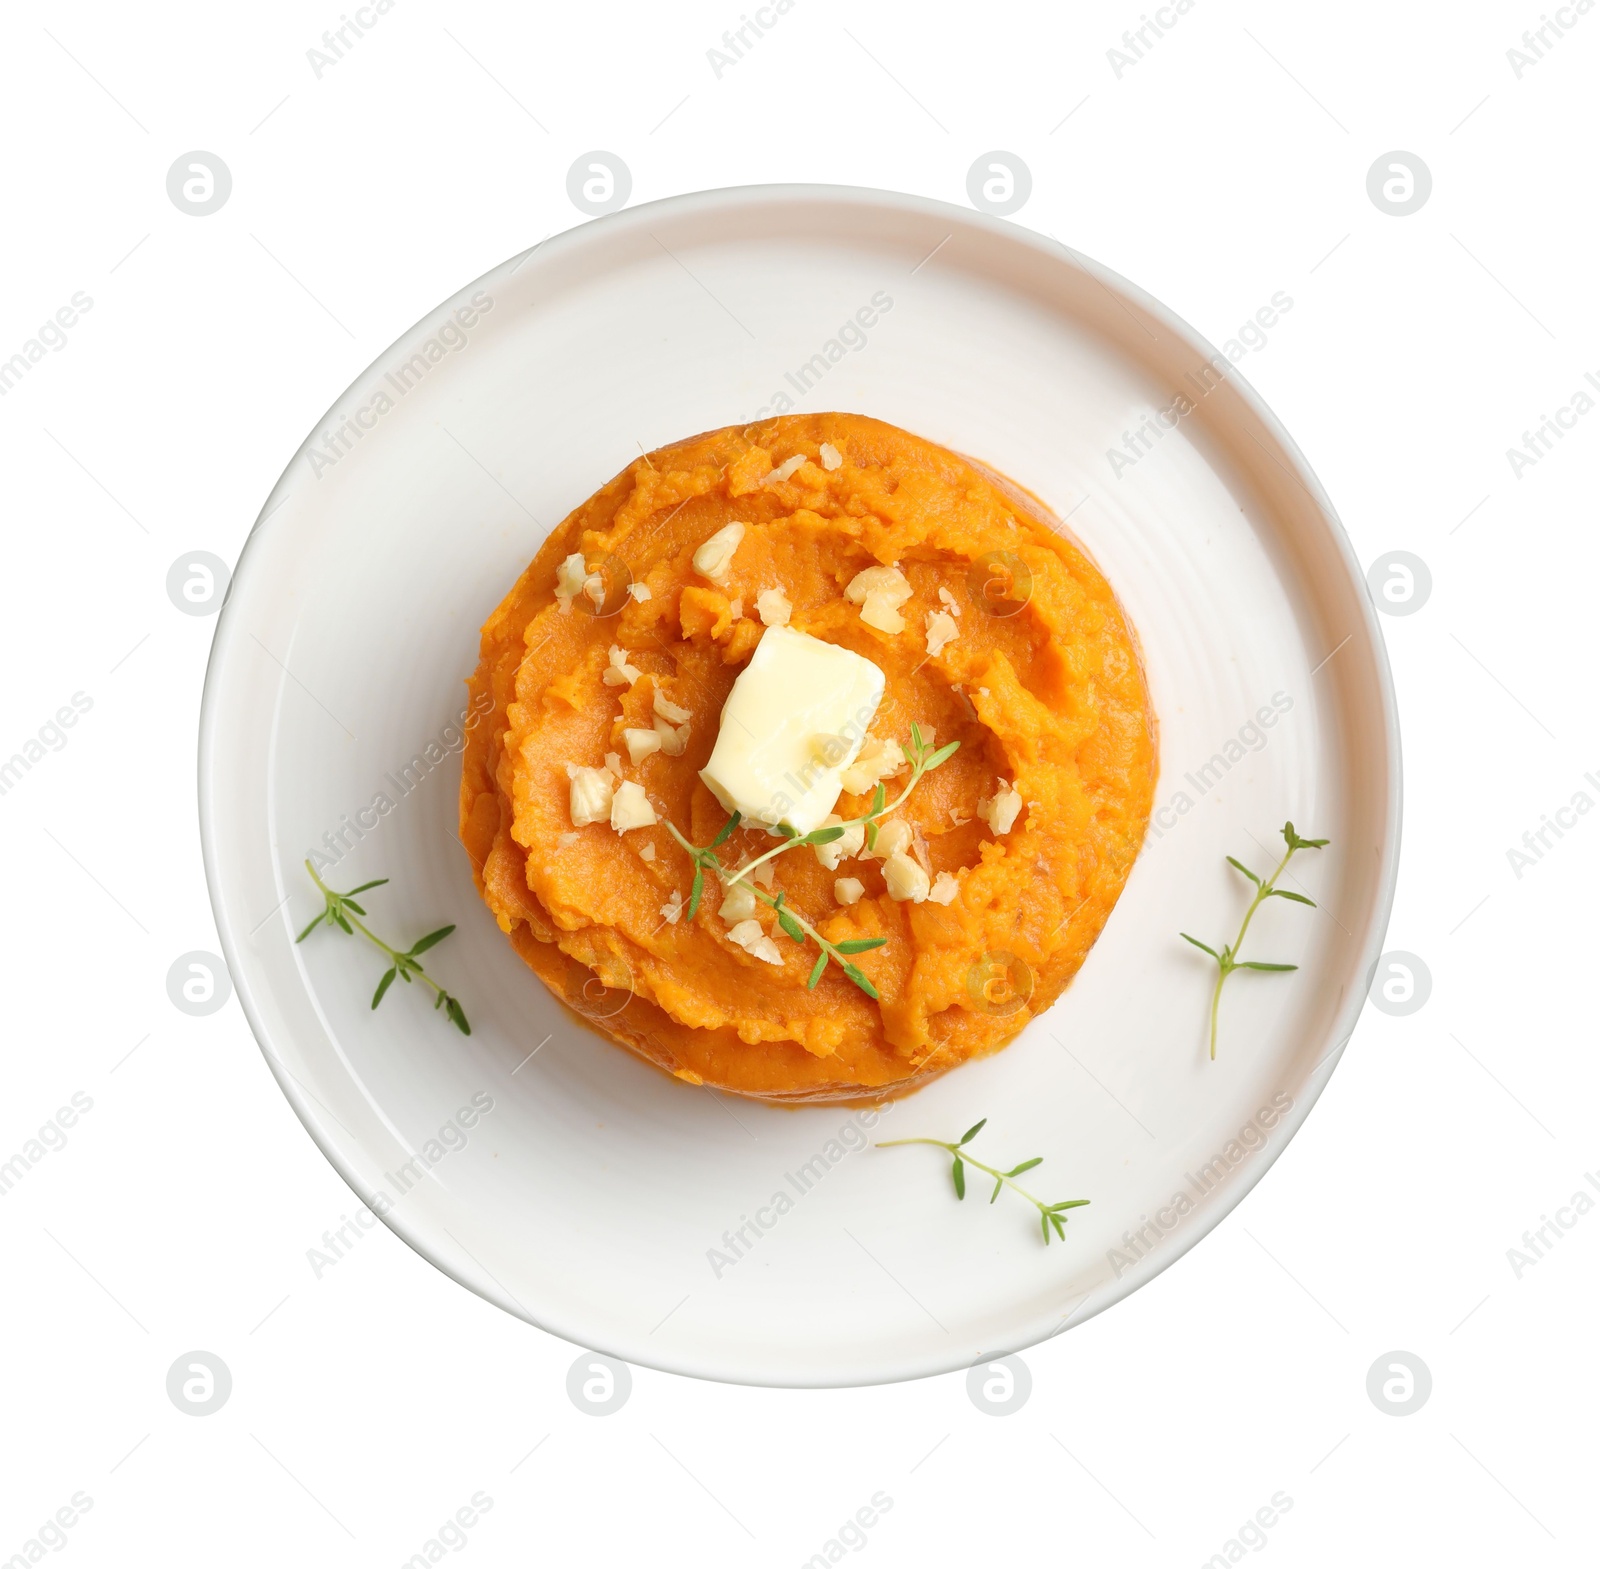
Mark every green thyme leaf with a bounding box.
[1282,821,1330,851]
[840,963,879,999]
[372,968,396,1008]
[876,1120,1089,1247]
[299,863,474,1035]
[407,925,456,956]
[659,735,966,1015]
[1182,825,1328,1060]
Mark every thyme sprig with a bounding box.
[297,861,471,1034]
[877,1118,1090,1244]
[1180,821,1328,1060]
[727,722,959,883]
[662,724,959,1000]
[664,817,889,997]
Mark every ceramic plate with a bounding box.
[200,184,1398,1387]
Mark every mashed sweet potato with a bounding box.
[460,414,1155,1101]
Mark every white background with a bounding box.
[2,0,1595,1564]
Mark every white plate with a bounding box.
[200,185,1398,1388]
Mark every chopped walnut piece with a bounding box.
[756,586,792,626]
[609,780,658,831]
[727,918,783,964]
[812,813,866,871]
[653,689,692,725]
[838,733,906,795]
[553,552,588,613]
[623,727,662,765]
[762,454,806,486]
[845,564,912,636]
[923,609,959,659]
[719,880,757,923]
[566,764,614,827]
[602,645,643,687]
[884,850,930,903]
[977,778,1024,835]
[692,522,745,585]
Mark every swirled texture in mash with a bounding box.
[460,414,1155,1101]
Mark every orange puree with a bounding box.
[460,414,1156,1102]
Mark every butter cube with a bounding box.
[698,625,884,836]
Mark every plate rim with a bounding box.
[199,181,1402,1387]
